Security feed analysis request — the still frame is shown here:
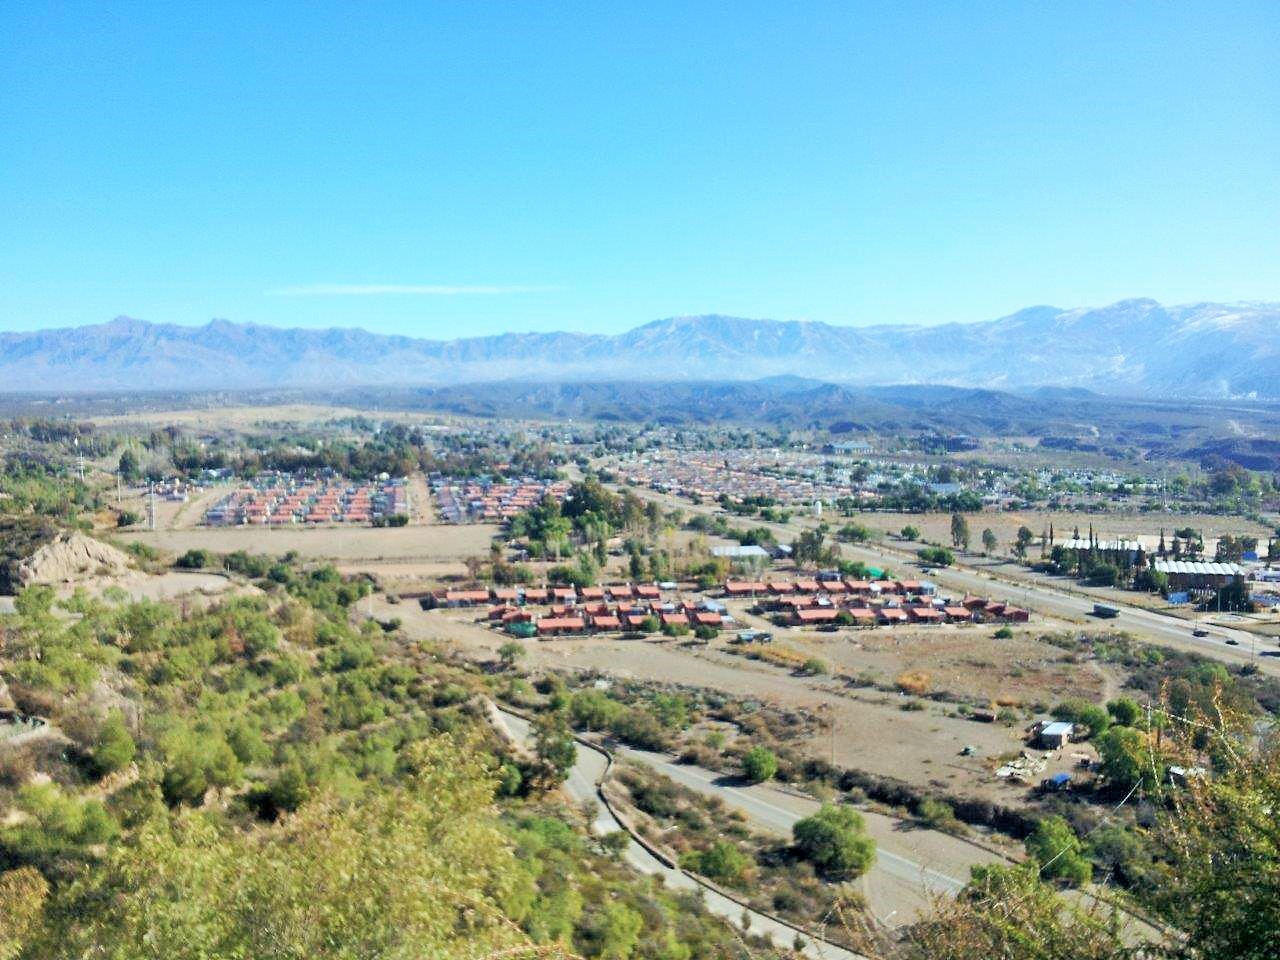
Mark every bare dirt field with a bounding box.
[386,599,1054,806]
[772,626,1108,709]
[116,522,499,563]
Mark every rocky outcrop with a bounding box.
[15,532,132,586]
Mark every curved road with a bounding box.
[496,710,866,960]
[612,743,997,925]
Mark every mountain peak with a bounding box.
[2,299,1277,398]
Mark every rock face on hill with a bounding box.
[15,533,133,587]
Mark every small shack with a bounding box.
[1036,720,1075,749]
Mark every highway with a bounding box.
[611,479,1280,676]
[839,538,1280,675]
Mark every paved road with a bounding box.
[840,539,1280,675]
[497,710,865,960]
[614,481,1279,676]
[613,743,999,925]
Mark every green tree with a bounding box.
[0,866,48,960]
[1024,815,1091,886]
[741,746,778,783]
[1156,733,1280,959]
[34,738,551,960]
[1013,525,1035,560]
[1052,699,1111,738]
[901,525,921,541]
[117,448,142,482]
[791,803,875,879]
[1096,725,1159,791]
[918,546,955,567]
[0,783,118,871]
[596,900,643,959]
[950,513,971,550]
[1105,697,1141,727]
[497,640,525,670]
[981,528,998,555]
[92,710,136,777]
[908,862,1127,960]
[534,711,577,786]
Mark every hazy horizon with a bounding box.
[2,4,1277,337]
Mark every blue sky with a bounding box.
[1,2,1277,337]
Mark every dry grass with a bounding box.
[895,671,932,696]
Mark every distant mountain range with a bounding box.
[1,299,1276,397]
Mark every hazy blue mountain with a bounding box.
[0,299,1276,397]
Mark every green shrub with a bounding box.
[92,710,136,777]
[741,746,778,783]
[681,840,751,886]
[800,658,828,676]
[175,549,212,569]
[1025,814,1092,886]
[792,804,875,879]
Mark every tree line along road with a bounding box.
[607,480,1280,678]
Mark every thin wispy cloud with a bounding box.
[268,283,561,297]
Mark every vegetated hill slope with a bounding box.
[1,299,1277,397]
[346,378,1280,456]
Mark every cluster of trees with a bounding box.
[846,483,984,514]
[0,458,97,523]
[507,477,671,585]
[0,548,769,959]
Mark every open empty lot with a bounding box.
[387,599,1058,806]
[116,521,499,563]
[772,625,1108,708]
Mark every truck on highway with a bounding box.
[1093,603,1120,619]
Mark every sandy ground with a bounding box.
[1,571,246,614]
[387,599,1052,806]
[115,522,499,562]
[770,626,1108,708]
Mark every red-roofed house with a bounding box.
[794,607,839,625]
[907,606,944,623]
[537,617,586,636]
[621,611,652,630]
